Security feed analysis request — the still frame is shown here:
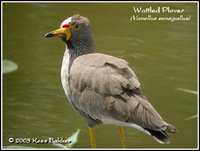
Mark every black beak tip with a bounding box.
[44,32,53,38]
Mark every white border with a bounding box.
[1,1,199,150]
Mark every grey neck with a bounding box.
[67,41,96,60]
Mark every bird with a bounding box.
[45,14,178,148]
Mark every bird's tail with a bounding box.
[165,124,178,133]
[145,128,170,144]
[145,124,178,144]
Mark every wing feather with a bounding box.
[69,53,168,132]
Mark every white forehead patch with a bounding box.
[60,17,72,28]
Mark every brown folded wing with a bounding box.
[69,53,171,132]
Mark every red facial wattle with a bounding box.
[61,24,70,28]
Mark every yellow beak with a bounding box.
[45,25,72,41]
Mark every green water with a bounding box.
[3,2,197,148]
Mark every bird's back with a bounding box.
[68,53,177,135]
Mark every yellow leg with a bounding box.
[88,127,96,148]
[118,126,127,148]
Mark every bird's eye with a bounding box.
[75,24,80,29]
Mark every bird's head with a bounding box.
[45,14,92,43]
[45,14,95,55]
